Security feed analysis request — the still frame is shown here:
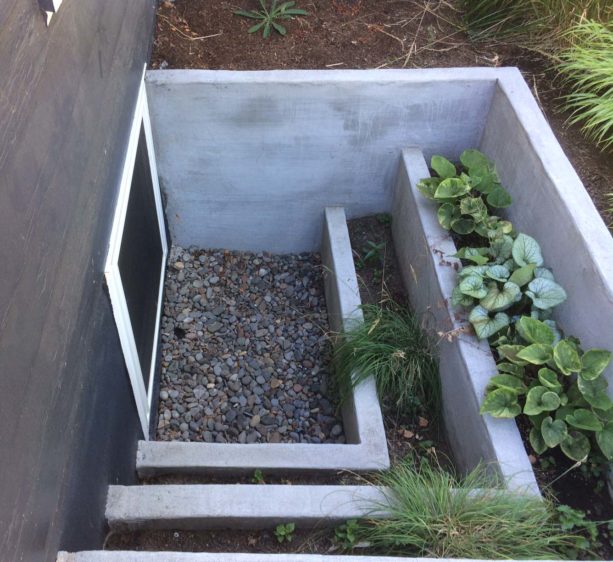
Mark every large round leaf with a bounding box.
[538,368,562,391]
[431,155,457,179]
[469,306,510,340]
[451,217,475,235]
[489,374,527,395]
[480,281,520,312]
[485,265,510,282]
[577,376,613,411]
[486,186,513,208]
[497,362,525,377]
[517,343,553,365]
[516,316,555,346]
[460,148,490,171]
[459,275,488,299]
[497,344,529,365]
[525,278,567,310]
[524,386,560,415]
[512,233,544,267]
[560,431,590,462]
[460,196,488,219]
[508,263,536,287]
[455,247,490,266]
[451,286,474,307]
[529,427,547,454]
[480,388,521,418]
[489,235,513,262]
[458,265,488,278]
[437,202,459,230]
[566,408,604,432]
[534,267,555,281]
[553,340,582,375]
[581,349,612,381]
[416,177,442,199]
[596,422,613,460]
[434,178,471,199]
[541,416,568,448]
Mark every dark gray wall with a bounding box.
[0,0,156,560]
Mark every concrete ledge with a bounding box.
[59,553,565,562]
[137,208,388,477]
[106,485,389,531]
[391,147,539,496]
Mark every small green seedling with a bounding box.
[362,240,385,265]
[274,522,295,543]
[234,0,307,39]
[376,213,392,226]
[251,468,265,484]
[556,505,599,556]
[335,519,360,549]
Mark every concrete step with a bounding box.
[106,484,389,532]
[60,553,520,562]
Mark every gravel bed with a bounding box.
[156,246,344,444]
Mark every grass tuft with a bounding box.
[333,301,439,417]
[356,456,576,559]
[558,20,613,151]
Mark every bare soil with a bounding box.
[151,0,612,227]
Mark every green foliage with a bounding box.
[556,505,600,557]
[335,519,360,550]
[274,522,295,543]
[558,21,613,151]
[376,213,392,226]
[418,149,613,467]
[417,150,513,238]
[362,240,385,265]
[461,0,612,50]
[333,301,439,417]
[480,317,613,462]
[234,0,307,39]
[354,456,574,558]
[251,469,265,484]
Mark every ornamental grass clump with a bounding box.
[333,301,439,417]
[356,456,575,559]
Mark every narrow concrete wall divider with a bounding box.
[391,147,540,496]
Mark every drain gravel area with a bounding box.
[156,246,344,444]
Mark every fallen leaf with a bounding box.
[528,454,537,465]
[418,416,429,428]
[402,429,414,439]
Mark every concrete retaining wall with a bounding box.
[480,72,613,383]
[391,148,539,496]
[146,69,499,253]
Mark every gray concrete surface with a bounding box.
[105,484,390,531]
[146,68,500,253]
[59,554,565,562]
[138,207,388,477]
[391,147,540,496]
[480,69,613,384]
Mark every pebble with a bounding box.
[156,246,344,444]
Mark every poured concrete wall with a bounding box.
[146,69,499,253]
[479,72,613,384]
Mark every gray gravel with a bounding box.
[156,245,344,444]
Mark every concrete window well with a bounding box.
[136,68,613,492]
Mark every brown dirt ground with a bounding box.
[151,0,612,227]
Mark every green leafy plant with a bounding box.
[251,468,265,484]
[453,232,567,339]
[417,150,513,237]
[354,456,574,558]
[274,522,295,543]
[362,240,385,265]
[480,316,613,462]
[556,505,600,557]
[376,213,392,226]
[335,519,360,550]
[333,301,439,417]
[558,20,613,151]
[234,0,307,38]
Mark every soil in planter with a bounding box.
[106,527,338,554]
[517,417,613,560]
[156,245,344,444]
[347,214,454,469]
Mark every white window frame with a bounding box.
[105,69,167,439]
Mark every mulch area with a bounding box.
[151,0,612,227]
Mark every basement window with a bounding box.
[105,74,168,438]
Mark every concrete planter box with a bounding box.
[143,68,613,491]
